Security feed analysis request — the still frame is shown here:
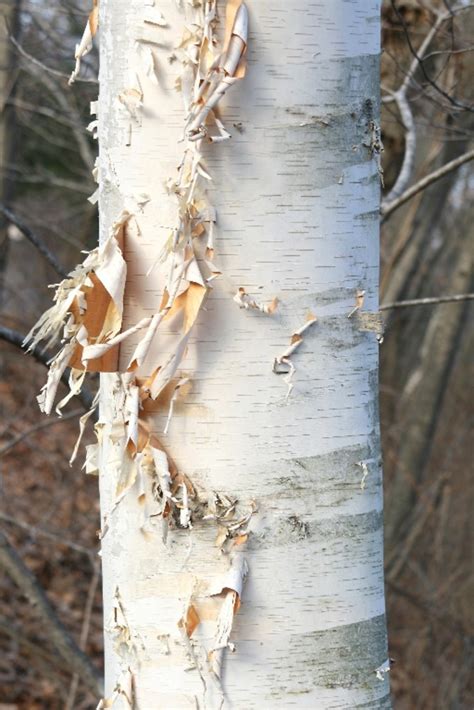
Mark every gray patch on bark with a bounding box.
[354,694,392,709]
[355,209,379,223]
[251,509,382,549]
[246,443,384,548]
[336,54,380,114]
[321,315,370,351]
[292,443,380,483]
[284,514,311,540]
[366,368,382,462]
[288,614,390,694]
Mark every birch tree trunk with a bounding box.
[97,1,389,708]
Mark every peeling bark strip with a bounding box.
[69,0,99,85]
[28,0,389,707]
[273,312,318,397]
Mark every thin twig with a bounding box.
[65,561,101,710]
[0,408,83,457]
[0,616,77,686]
[6,26,94,170]
[399,10,448,96]
[2,165,92,194]
[0,203,68,277]
[386,580,471,639]
[6,98,84,129]
[386,475,446,580]
[381,149,474,217]
[382,4,473,207]
[391,1,474,112]
[8,30,98,85]
[0,512,95,558]
[382,9,449,204]
[381,293,474,310]
[0,323,55,366]
[0,529,102,696]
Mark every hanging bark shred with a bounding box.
[33,2,253,703]
[69,390,100,464]
[273,311,318,397]
[357,460,369,490]
[375,658,391,681]
[178,603,201,638]
[175,552,249,705]
[233,287,279,314]
[347,289,366,318]
[69,0,99,85]
[23,212,129,413]
[27,0,250,508]
[95,589,140,708]
[347,289,385,342]
[96,666,135,709]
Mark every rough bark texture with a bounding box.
[98,1,389,708]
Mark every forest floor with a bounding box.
[0,330,472,709]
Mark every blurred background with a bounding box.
[0,0,472,707]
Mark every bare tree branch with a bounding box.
[382,8,453,203]
[398,9,453,96]
[0,512,95,559]
[2,164,92,194]
[380,293,474,310]
[6,32,95,171]
[0,529,102,696]
[0,323,53,365]
[382,3,474,208]
[8,30,98,85]
[386,475,447,581]
[0,408,83,457]
[386,579,472,640]
[391,1,474,113]
[7,97,86,129]
[0,616,77,688]
[383,88,417,203]
[65,561,101,710]
[381,148,474,218]
[0,325,95,410]
[0,203,68,277]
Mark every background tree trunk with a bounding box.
[98,1,389,708]
[0,0,19,304]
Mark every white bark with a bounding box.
[98,1,389,708]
